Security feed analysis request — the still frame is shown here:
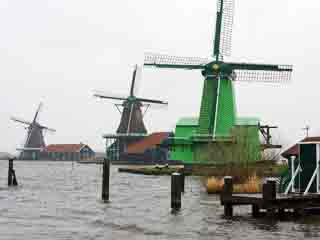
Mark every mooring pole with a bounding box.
[171,172,182,211]
[8,158,13,186]
[263,179,276,201]
[263,179,276,216]
[222,176,233,217]
[101,158,110,202]
[252,205,260,218]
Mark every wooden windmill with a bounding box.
[144,0,293,163]
[11,102,56,160]
[94,65,168,160]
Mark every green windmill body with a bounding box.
[145,0,293,164]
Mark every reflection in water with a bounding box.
[0,161,320,240]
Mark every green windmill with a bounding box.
[144,0,293,164]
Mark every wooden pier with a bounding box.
[220,176,320,217]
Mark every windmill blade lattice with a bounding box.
[129,65,137,97]
[93,90,128,101]
[233,65,292,83]
[129,65,143,97]
[219,0,235,57]
[135,97,168,105]
[33,102,43,123]
[144,52,208,69]
[233,68,292,83]
[11,117,32,126]
[132,65,143,96]
[41,125,56,132]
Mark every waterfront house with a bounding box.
[121,132,171,163]
[281,137,320,160]
[43,144,95,161]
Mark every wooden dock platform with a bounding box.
[220,177,320,217]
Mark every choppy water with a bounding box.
[0,161,320,240]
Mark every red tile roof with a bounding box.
[44,144,86,153]
[126,132,170,154]
[282,137,320,158]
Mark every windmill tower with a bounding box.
[144,0,293,164]
[94,65,168,160]
[11,102,56,160]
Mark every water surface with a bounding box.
[0,161,320,240]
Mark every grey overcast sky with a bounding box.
[0,0,319,153]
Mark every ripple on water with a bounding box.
[1,161,320,240]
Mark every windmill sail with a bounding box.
[93,90,128,101]
[130,65,138,97]
[219,0,235,57]
[144,52,208,69]
[233,69,292,83]
[230,63,293,83]
[10,117,32,126]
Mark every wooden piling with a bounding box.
[101,158,110,202]
[12,169,18,186]
[263,179,276,202]
[8,159,13,186]
[263,179,276,216]
[171,172,181,210]
[278,208,285,217]
[222,176,233,217]
[222,176,233,199]
[252,205,260,218]
[224,204,233,217]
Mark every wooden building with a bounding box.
[281,137,320,160]
[42,144,95,161]
[120,132,172,163]
[281,137,320,194]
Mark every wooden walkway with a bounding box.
[220,177,320,217]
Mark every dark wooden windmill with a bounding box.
[94,65,168,160]
[11,102,56,160]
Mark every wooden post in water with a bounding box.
[263,179,276,201]
[278,208,285,217]
[222,176,233,217]
[8,158,13,186]
[12,169,18,186]
[263,179,276,216]
[171,172,181,210]
[101,158,110,202]
[252,205,260,218]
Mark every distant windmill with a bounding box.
[94,65,168,160]
[94,65,168,135]
[11,102,56,160]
